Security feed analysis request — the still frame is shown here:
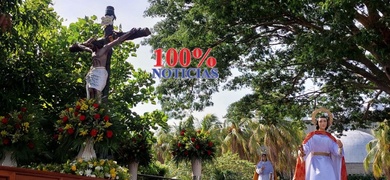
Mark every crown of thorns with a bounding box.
[311,107,333,126]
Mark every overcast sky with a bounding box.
[51,0,252,124]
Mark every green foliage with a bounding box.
[364,120,390,178]
[165,152,255,180]
[115,130,154,166]
[347,173,386,180]
[203,152,255,180]
[0,0,167,166]
[138,161,169,177]
[145,0,390,132]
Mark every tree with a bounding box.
[1,0,167,163]
[145,0,390,129]
[220,116,251,160]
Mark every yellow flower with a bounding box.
[80,103,88,111]
[79,129,88,136]
[77,158,83,163]
[110,168,116,174]
[68,108,74,112]
[110,168,116,178]
[1,130,7,137]
[111,173,116,178]
[22,122,29,132]
[64,124,72,130]
[100,159,105,165]
[104,121,112,128]
[96,133,103,142]
[71,165,77,171]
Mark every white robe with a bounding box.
[256,160,273,180]
[302,134,344,180]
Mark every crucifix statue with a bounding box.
[69,6,151,103]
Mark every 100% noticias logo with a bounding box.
[152,48,219,79]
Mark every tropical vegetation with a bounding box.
[2,0,390,179]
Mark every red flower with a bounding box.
[74,111,79,116]
[21,107,27,112]
[15,124,21,129]
[67,128,74,134]
[93,103,99,109]
[103,115,110,122]
[53,134,59,140]
[90,129,98,137]
[18,114,23,120]
[27,141,35,149]
[177,143,181,147]
[2,138,10,145]
[106,130,113,138]
[79,115,86,121]
[58,127,64,132]
[1,118,8,124]
[94,114,100,120]
[180,130,186,136]
[75,105,81,110]
[191,137,196,142]
[208,141,213,147]
[195,144,200,149]
[62,116,68,123]
[207,150,212,155]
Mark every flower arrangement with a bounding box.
[54,98,123,152]
[170,128,217,163]
[115,131,153,166]
[0,107,41,154]
[25,159,130,179]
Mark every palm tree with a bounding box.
[221,117,252,160]
[364,120,390,179]
[153,127,175,164]
[247,117,305,179]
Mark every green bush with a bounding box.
[138,161,169,177]
[165,152,255,180]
[347,173,386,180]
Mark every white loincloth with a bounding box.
[85,67,108,92]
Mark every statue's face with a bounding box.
[261,154,267,161]
[318,118,328,130]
